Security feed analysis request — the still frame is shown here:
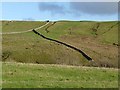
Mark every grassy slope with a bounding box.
[2,21,118,67]
[2,21,45,32]
[44,21,118,43]
[2,62,118,88]
[38,21,118,67]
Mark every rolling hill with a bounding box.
[2,20,119,67]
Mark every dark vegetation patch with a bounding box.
[91,23,100,35]
[2,51,11,61]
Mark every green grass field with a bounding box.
[2,62,118,88]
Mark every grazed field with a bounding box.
[2,21,118,67]
[2,62,118,88]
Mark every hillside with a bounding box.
[2,62,118,88]
[2,21,119,68]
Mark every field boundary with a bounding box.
[1,22,49,35]
[33,29,93,62]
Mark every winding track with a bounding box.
[1,22,49,35]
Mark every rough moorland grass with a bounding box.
[2,62,118,88]
[2,31,88,65]
[41,21,118,44]
[39,21,118,67]
[2,21,118,67]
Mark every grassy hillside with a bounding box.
[2,21,45,32]
[2,62,118,88]
[2,21,119,67]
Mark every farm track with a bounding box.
[1,22,49,35]
[45,22,56,33]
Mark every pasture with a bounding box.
[2,62,118,88]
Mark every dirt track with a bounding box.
[1,22,49,35]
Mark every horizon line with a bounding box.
[0,19,119,22]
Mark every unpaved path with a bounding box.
[1,22,49,35]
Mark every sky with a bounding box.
[2,2,118,21]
